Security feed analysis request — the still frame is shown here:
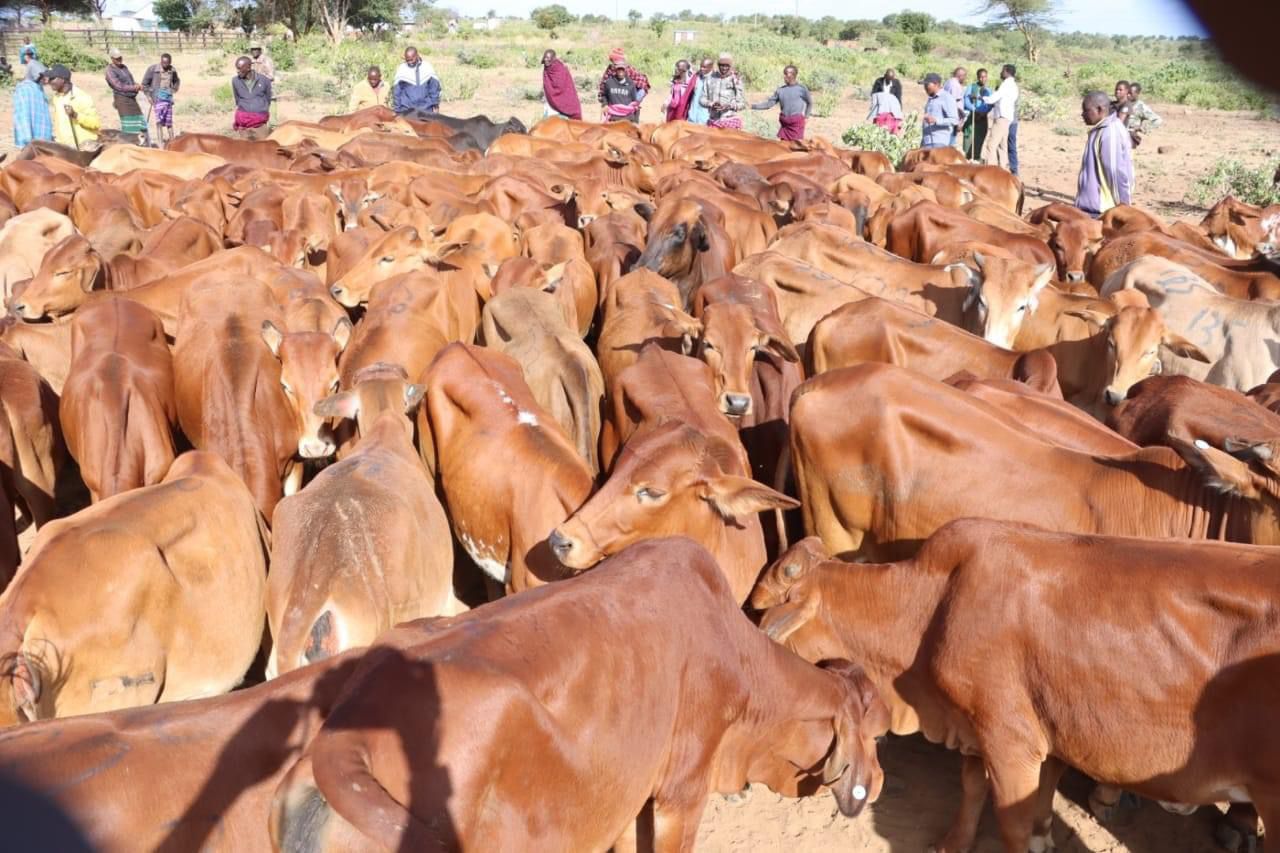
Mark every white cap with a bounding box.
[109,48,122,59]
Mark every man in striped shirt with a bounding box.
[1075,91,1133,218]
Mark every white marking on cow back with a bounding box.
[517,411,538,426]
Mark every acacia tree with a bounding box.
[977,0,1056,62]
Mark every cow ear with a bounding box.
[403,383,426,413]
[331,316,352,352]
[1161,331,1211,363]
[1168,434,1264,499]
[1109,289,1150,310]
[762,332,801,364]
[542,261,567,293]
[6,653,41,723]
[759,595,819,645]
[634,202,655,222]
[261,320,284,357]
[945,262,979,290]
[427,240,467,262]
[701,474,800,521]
[1063,307,1111,328]
[693,223,711,252]
[1031,263,1054,295]
[314,390,360,421]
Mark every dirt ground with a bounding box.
[0,44,1259,853]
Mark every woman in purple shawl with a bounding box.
[542,50,582,120]
[663,60,696,122]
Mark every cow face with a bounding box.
[9,234,100,320]
[820,661,890,817]
[960,252,1053,349]
[1168,436,1280,544]
[315,366,424,439]
[548,423,796,570]
[749,536,831,611]
[329,227,465,307]
[1067,304,1211,407]
[284,193,341,259]
[327,179,381,232]
[636,200,710,282]
[698,302,799,418]
[1049,219,1104,283]
[263,316,352,459]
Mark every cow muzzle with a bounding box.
[1103,387,1124,406]
[298,434,336,460]
[1066,270,1086,283]
[722,393,753,417]
[547,527,597,571]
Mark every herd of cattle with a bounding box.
[0,104,1276,850]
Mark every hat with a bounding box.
[923,72,942,86]
[109,48,122,59]
[718,52,733,63]
[45,64,71,81]
[249,42,263,50]
[608,48,625,64]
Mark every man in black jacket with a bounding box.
[871,68,902,102]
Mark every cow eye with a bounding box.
[1017,303,1028,313]
[702,341,715,352]
[330,379,340,392]
[636,487,666,502]
[281,381,294,395]
[380,256,394,264]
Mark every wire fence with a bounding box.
[0,28,239,57]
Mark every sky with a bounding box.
[478,0,1209,37]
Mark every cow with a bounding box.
[0,316,72,396]
[755,519,1280,853]
[635,197,733,310]
[595,269,702,394]
[89,145,226,181]
[488,255,596,338]
[420,344,594,593]
[875,171,974,209]
[0,451,267,725]
[1109,375,1280,454]
[0,345,63,583]
[1101,256,1280,391]
[1088,230,1280,299]
[922,163,1024,212]
[1048,216,1105,282]
[1200,196,1280,259]
[885,201,1055,268]
[481,288,604,473]
[807,297,1062,397]
[0,651,365,853]
[269,538,887,851]
[328,226,473,310]
[789,362,1280,561]
[583,209,646,296]
[899,145,967,171]
[0,209,75,302]
[553,345,796,602]
[59,298,175,502]
[267,370,456,677]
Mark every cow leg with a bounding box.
[1087,783,1133,824]
[1030,758,1068,852]
[651,797,707,853]
[1215,803,1260,853]
[929,754,989,853]
[985,755,1043,853]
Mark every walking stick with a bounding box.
[143,93,156,147]
[64,104,80,151]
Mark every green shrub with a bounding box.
[910,33,933,56]
[812,89,840,118]
[212,82,234,108]
[270,39,297,72]
[1187,158,1280,208]
[842,114,919,167]
[444,70,481,102]
[456,48,499,68]
[286,75,343,102]
[34,30,105,73]
[521,86,544,101]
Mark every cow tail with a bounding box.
[1016,182,1026,216]
[311,732,436,851]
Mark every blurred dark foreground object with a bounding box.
[0,771,93,852]
[1183,0,1280,93]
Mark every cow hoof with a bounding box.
[1088,789,1139,824]
[1214,820,1258,853]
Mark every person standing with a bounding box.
[541,50,581,120]
[701,53,746,130]
[962,67,992,160]
[106,49,147,144]
[601,64,641,123]
[1075,91,1133,218]
[13,60,52,148]
[142,53,180,145]
[1126,82,1162,147]
[18,37,36,66]
[751,64,811,140]
[920,72,958,149]
[944,66,967,146]
[596,49,649,120]
[231,55,272,139]
[392,47,441,115]
[46,65,100,149]
[686,58,713,126]
[348,65,389,112]
[982,63,1019,170]
[249,43,275,81]
[866,82,904,135]
[663,60,695,122]
[872,67,902,102]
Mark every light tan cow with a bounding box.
[0,209,75,303]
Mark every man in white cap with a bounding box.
[249,42,274,81]
[700,53,746,130]
[105,48,147,144]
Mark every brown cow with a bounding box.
[0,209,75,302]
[553,345,796,602]
[794,362,1280,559]
[875,171,973,208]
[885,201,1055,268]
[0,651,367,853]
[0,451,267,725]
[899,145,967,171]
[635,197,733,309]
[481,288,604,473]
[924,162,1024,212]
[337,271,461,391]
[420,344,594,593]
[488,255,595,337]
[0,345,62,583]
[807,297,1062,397]
[1200,196,1280,259]
[271,538,888,851]
[755,519,1280,853]
[1088,230,1280,298]
[328,226,472,309]
[59,298,175,502]
[1109,374,1280,453]
[583,208,646,297]
[596,269,702,394]
[267,371,456,677]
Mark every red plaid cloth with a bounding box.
[597,66,650,105]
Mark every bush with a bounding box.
[270,39,297,72]
[910,33,933,56]
[286,75,343,102]
[444,70,481,102]
[212,82,234,109]
[811,89,840,118]
[456,48,499,68]
[34,30,105,73]
[842,114,920,167]
[1187,158,1280,208]
[892,11,933,35]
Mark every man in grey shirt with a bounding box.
[921,72,958,149]
[751,64,812,140]
[231,55,272,139]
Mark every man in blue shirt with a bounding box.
[13,59,52,148]
[920,72,958,149]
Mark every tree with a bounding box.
[649,12,666,39]
[349,0,400,31]
[627,8,640,27]
[531,3,573,35]
[977,0,1057,63]
[153,0,194,29]
[22,0,89,25]
[316,0,351,43]
[893,10,933,34]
